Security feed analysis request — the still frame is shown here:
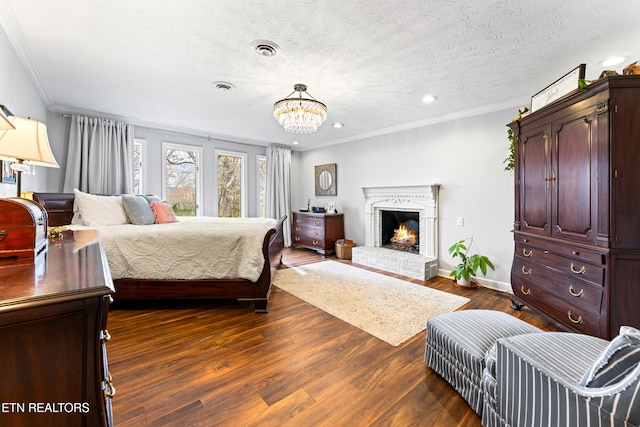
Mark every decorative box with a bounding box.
[0,198,48,261]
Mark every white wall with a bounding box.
[0,24,51,197]
[293,108,517,289]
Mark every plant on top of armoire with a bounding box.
[448,237,495,288]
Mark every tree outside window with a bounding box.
[166,148,197,216]
[217,151,246,217]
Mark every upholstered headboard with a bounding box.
[32,193,75,226]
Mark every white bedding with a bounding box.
[69,216,278,282]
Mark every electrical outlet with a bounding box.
[456,216,464,226]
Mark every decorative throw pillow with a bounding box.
[73,189,129,226]
[142,194,162,205]
[150,201,178,224]
[580,326,640,388]
[122,195,156,225]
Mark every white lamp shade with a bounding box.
[0,108,15,130]
[0,116,59,168]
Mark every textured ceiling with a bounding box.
[1,0,639,150]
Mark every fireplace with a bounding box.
[381,210,420,254]
[352,184,440,280]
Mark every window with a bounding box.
[162,142,203,216]
[216,150,246,217]
[132,138,146,195]
[257,155,266,217]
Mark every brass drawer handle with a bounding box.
[104,371,116,398]
[296,219,301,223]
[313,240,319,245]
[314,231,319,235]
[294,236,301,241]
[568,286,584,297]
[567,310,583,325]
[521,266,532,275]
[102,329,111,342]
[295,227,300,231]
[520,286,531,295]
[314,221,320,226]
[570,263,586,274]
[522,248,532,257]
[0,230,6,241]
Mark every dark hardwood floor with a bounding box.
[107,248,559,427]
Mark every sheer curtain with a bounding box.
[266,145,292,246]
[63,115,134,194]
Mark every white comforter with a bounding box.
[69,217,278,282]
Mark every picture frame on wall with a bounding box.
[1,160,16,184]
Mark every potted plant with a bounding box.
[448,237,495,288]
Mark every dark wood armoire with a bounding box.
[509,74,640,339]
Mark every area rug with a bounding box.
[273,261,470,346]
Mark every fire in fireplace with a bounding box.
[381,210,420,254]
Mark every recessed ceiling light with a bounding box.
[211,81,235,91]
[292,141,300,145]
[332,122,344,128]
[250,40,280,57]
[601,56,627,67]
[422,95,437,103]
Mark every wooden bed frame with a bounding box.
[32,192,286,313]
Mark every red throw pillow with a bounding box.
[149,201,178,224]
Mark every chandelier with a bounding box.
[273,84,327,134]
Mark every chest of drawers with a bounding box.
[0,230,115,426]
[511,235,607,336]
[291,212,344,257]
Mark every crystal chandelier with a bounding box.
[273,84,327,134]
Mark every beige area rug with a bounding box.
[273,261,470,346]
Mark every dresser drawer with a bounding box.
[515,242,604,286]
[293,214,325,228]
[512,276,602,336]
[292,234,323,249]
[293,225,325,240]
[513,257,603,314]
[515,236,605,265]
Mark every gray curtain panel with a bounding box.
[63,115,134,194]
[266,145,291,247]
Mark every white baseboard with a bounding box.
[437,269,512,294]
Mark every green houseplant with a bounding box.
[448,238,495,287]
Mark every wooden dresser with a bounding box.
[0,230,115,427]
[291,211,344,257]
[509,75,640,339]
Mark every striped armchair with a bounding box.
[482,327,640,427]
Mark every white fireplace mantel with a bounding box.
[361,184,440,258]
[353,184,440,281]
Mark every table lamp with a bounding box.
[0,109,59,197]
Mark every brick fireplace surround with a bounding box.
[352,184,440,281]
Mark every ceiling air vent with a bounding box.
[211,81,235,91]
[250,40,280,57]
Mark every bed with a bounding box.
[32,192,286,313]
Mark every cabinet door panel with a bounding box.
[520,124,551,235]
[553,109,596,243]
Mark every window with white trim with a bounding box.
[162,142,203,216]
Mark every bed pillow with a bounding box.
[150,201,178,224]
[73,189,129,226]
[122,195,156,225]
[580,326,640,388]
[142,194,162,204]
